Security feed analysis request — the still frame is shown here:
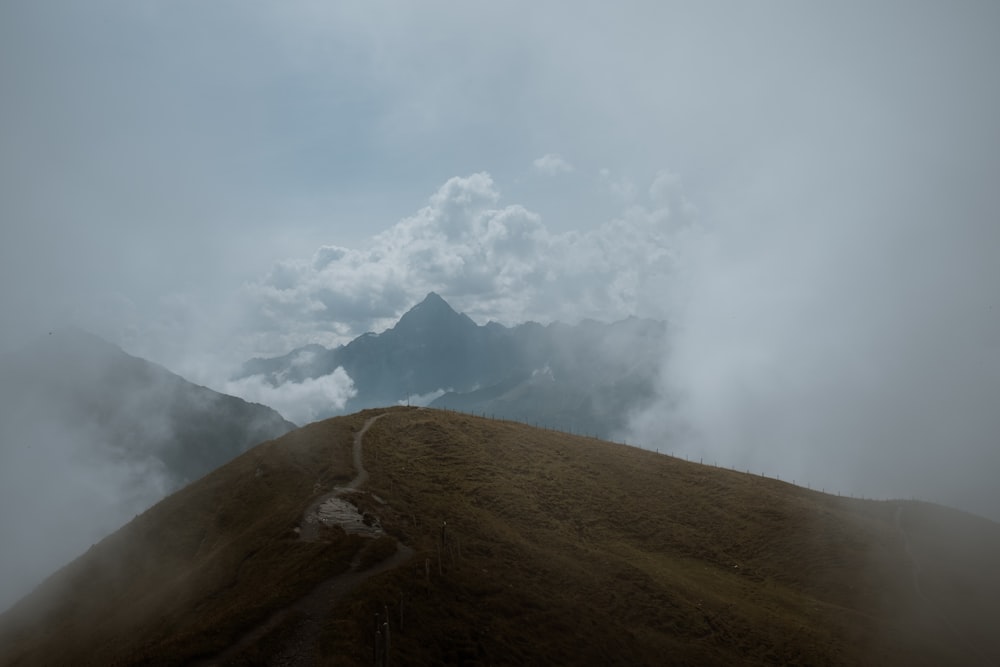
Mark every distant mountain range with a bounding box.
[236,292,667,437]
[0,328,295,610]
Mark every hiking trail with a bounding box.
[194,412,413,666]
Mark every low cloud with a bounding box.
[0,422,172,610]
[0,380,173,611]
[626,143,1000,522]
[398,388,448,407]
[225,367,356,425]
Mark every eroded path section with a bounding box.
[299,413,386,541]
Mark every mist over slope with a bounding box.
[1,407,998,666]
[0,329,295,611]
[233,292,665,437]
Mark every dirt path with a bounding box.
[195,411,412,665]
[347,413,384,490]
[268,542,414,666]
[196,541,414,667]
[300,413,386,541]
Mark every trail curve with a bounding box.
[194,411,412,665]
[300,413,386,541]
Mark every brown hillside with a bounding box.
[1,407,998,666]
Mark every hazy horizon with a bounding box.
[2,0,1000,597]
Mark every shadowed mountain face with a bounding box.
[237,292,667,436]
[0,329,296,610]
[2,407,998,666]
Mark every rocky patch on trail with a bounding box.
[304,492,383,537]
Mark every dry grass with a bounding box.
[1,407,999,666]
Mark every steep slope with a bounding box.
[0,329,296,609]
[1,329,296,481]
[1,407,997,666]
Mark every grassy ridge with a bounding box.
[334,410,886,665]
[1,407,999,665]
[0,414,370,665]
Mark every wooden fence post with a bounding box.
[383,621,390,666]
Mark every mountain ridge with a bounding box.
[2,407,998,665]
[1,327,297,482]
[236,293,666,436]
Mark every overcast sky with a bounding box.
[2,2,999,519]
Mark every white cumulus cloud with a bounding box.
[532,153,574,175]
[242,171,693,355]
[225,367,356,425]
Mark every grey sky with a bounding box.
[2,2,999,518]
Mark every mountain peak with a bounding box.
[415,291,451,311]
[391,292,475,336]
